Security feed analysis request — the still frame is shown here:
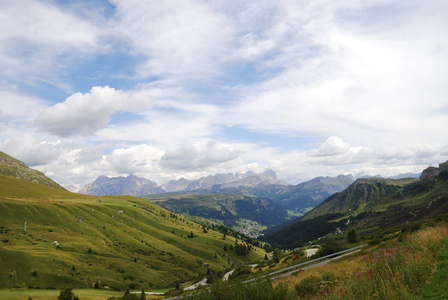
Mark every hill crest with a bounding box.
[0,151,65,190]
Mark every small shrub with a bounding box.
[57,288,79,300]
[322,271,336,282]
[295,275,320,297]
[315,239,343,257]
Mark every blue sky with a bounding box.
[1,0,448,187]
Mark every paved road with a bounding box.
[223,270,235,281]
[183,278,208,290]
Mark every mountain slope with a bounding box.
[261,162,448,249]
[303,177,416,220]
[0,175,263,291]
[206,175,354,213]
[0,151,64,190]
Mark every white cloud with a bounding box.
[111,0,235,81]
[0,135,62,166]
[0,0,105,88]
[0,89,49,125]
[35,86,152,137]
[100,144,164,175]
[161,141,243,171]
[308,137,350,157]
[225,0,448,149]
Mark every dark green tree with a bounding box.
[140,289,146,300]
[273,248,281,263]
[347,229,358,243]
[315,239,343,257]
[120,290,139,300]
[264,254,268,260]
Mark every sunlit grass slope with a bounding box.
[0,175,263,291]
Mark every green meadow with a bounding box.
[0,175,264,296]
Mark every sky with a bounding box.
[1,0,448,187]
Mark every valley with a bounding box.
[0,175,264,295]
[1,151,448,299]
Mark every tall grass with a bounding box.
[274,225,448,299]
[340,225,448,299]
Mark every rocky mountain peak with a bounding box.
[419,161,448,181]
[261,169,277,180]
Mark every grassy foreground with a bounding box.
[271,225,448,299]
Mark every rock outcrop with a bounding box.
[419,161,448,181]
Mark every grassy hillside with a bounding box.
[303,177,417,220]
[0,151,64,190]
[0,175,264,292]
[145,194,289,237]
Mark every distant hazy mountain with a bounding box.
[81,169,287,196]
[64,184,81,193]
[391,172,421,179]
[79,174,164,196]
[354,172,421,179]
[0,151,65,190]
[161,169,286,192]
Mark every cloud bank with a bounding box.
[0,0,447,186]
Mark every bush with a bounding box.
[295,276,320,297]
[57,288,79,300]
[315,239,343,257]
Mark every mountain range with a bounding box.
[79,169,286,196]
[78,171,355,213]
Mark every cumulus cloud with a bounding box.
[161,141,243,171]
[308,137,350,157]
[0,135,62,166]
[35,86,152,137]
[99,144,165,175]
